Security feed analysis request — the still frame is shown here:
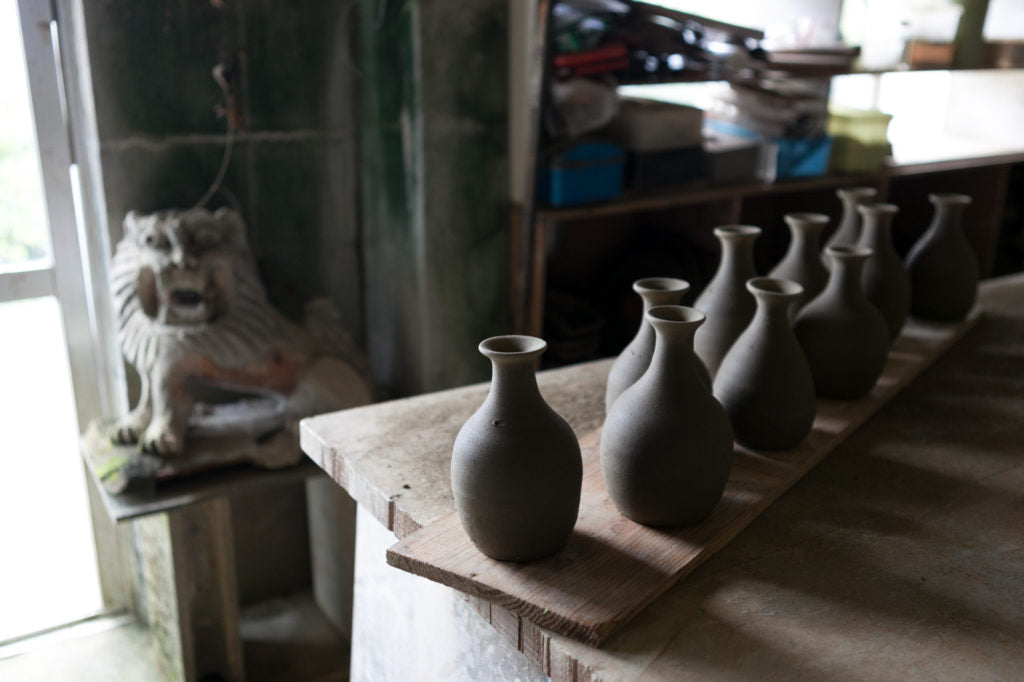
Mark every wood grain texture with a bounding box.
[385,310,981,646]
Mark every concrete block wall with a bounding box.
[84,0,363,329]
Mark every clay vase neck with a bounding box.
[451,335,582,561]
[821,245,871,308]
[600,306,733,527]
[768,212,829,313]
[713,277,816,451]
[794,246,891,400]
[741,278,803,347]
[856,202,910,340]
[693,225,761,379]
[482,338,546,409]
[645,307,706,387]
[825,186,878,258]
[605,277,690,411]
[906,193,977,321]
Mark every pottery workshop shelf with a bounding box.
[382,310,978,646]
[515,151,1024,338]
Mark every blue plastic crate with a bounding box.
[541,141,625,206]
[706,119,832,181]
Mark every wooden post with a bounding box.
[135,499,244,682]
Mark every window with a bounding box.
[0,0,127,644]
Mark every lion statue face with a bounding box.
[124,208,246,326]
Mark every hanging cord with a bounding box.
[194,59,243,209]
[193,120,234,209]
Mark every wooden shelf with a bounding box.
[81,441,323,523]
[614,64,1024,87]
[886,150,1024,176]
[518,151,1023,338]
[536,151,1024,223]
[535,171,881,223]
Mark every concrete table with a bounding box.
[301,274,1024,681]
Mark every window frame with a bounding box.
[4,0,132,626]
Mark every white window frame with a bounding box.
[2,0,132,628]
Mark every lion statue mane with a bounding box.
[108,207,372,457]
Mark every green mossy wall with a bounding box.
[87,0,510,397]
[359,0,510,395]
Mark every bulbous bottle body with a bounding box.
[906,193,977,321]
[693,225,761,379]
[601,306,733,527]
[713,278,816,451]
[794,246,891,400]
[452,336,582,561]
[856,202,910,340]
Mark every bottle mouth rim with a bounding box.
[928,192,972,205]
[713,224,761,240]
[784,212,829,225]
[479,335,547,357]
[857,202,899,215]
[836,186,878,199]
[633,277,690,295]
[747,277,803,298]
[646,305,705,326]
[825,244,873,260]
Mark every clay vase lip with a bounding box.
[646,305,706,329]
[784,211,829,227]
[929,192,972,206]
[857,202,899,216]
[836,186,878,201]
[633,277,690,296]
[712,224,761,241]
[825,244,873,262]
[479,335,547,361]
[746,276,803,301]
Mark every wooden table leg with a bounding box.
[135,497,244,682]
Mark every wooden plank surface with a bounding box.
[384,310,981,647]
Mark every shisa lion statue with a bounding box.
[107,207,373,461]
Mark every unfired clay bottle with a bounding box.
[824,186,878,259]
[693,225,761,378]
[451,335,582,561]
[601,306,733,527]
[605,277,710,411]
[856,202,910,340]
[768,212,830,314]
[713,278,816,451]
[906,193,978,321]
[794,246,890,400]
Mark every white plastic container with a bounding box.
[605,97,704,152]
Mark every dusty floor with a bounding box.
[0,593,350,682]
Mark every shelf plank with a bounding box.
[534,151,1024,224]
[535,172,882,222]
[386,309,981,647]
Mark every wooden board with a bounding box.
[81,424,321,522]
[386,310,981,647]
